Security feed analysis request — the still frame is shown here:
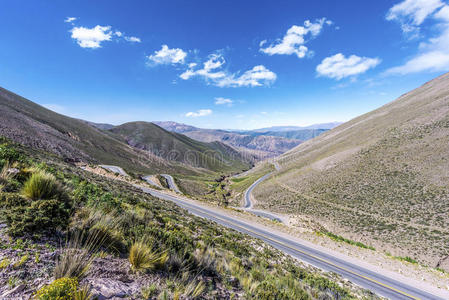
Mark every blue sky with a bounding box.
[1,0,449,129]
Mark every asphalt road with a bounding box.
[135,184,448,300]
[141,175,160,188]
[161,174,181,193]
[99,165,128,176]
[243,172,284,222]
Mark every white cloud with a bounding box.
[386,1,449,74]
[124,36,141,43]
[386,0,444,25]
[387,50,449,74]
[70,25,113,48]
[67,21,140,49]
[214,97,233,106]
[180,54,276,87]
[216,65,277,87]
[316,53,381,80]
[260,18,331,58]
[148,45,187,66]
[64,17,77,23]
[185,109,212,117]
[435,4,449,20]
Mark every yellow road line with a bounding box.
[145,186,420,300]
[191,206,420,300]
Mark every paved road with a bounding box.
[99,165,128,176]
[141,175,160,188]
[161,174,181,193]
[243,169,284,222]
[134,184,447,300]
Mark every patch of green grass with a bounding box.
[13,254,29,268]
[319,231,375,250]
[393,256,418,264]
[231,177,247,183]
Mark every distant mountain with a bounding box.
[153,122,303,159]
[250,122,342,132]
[153,121,197,133]
[235,128,329,140]
[254,72,449,268]
[109,121,251,172]
[83,121,115,130]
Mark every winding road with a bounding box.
[161,174,181,193]
[93,165,449,299]
[243,172,284,222]
[135,184,448,300]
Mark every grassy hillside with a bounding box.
[0,138,374,299]
[254,72,449,268]
[110,121,251,173]
[0,87,191,175]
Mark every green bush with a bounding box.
[35,277,78,300]
[129,241,168,272]
[251,277,309,300]
[0,141,22,166]
[1,192,71,237]
[22,170,60,200]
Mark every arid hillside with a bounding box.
[254,72,449,269]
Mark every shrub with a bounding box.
[184,280,206,298]
[0,258,10,269]
[54,227,110,280]
[141,284,158,299]
[129,241,168,272]
[22,170,60,200]
[1,193,71,237]
[35,277,78,300]
[73,285,94,300]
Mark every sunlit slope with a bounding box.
[254,72,449,267]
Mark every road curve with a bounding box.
[134,185,447,300]
[161,174,181,193]
[141,175,160,188]
[243,166,284,222]
[100,165,128,176]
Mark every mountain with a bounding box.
[109,121,251,172]
[153,122,303,159]
[153,121,198,133]
[234,128,329,140]
[0,87,248,175]
[250,122,342,132]
[253,72,449,267]
[82,120,115,130]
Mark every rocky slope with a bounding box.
[254,72,449,269]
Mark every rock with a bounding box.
[7,168,19,175]
[89,278,136,299]
[1,284,26,298]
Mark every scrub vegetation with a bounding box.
[0,138,377,299]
